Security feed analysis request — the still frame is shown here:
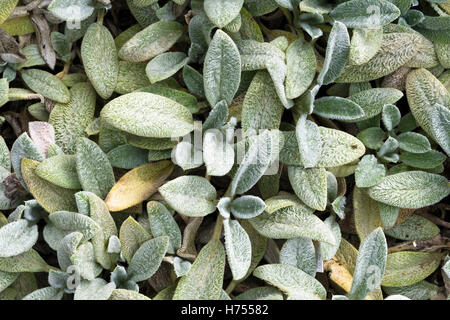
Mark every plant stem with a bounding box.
[212,215,224,241]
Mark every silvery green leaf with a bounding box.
[253,264,326,300]
[378,202,399,229]
[231,130,283,196]
[115,61,149,94]
[145,52,188,84]
[173,257,191,278]
[249,204,336,244]
[383,280,440,300]
[243,0,278,16]
[337,33,421,83]
[217,197,232,219]
[35,155,81,190]
[241,71,284,133]
[203,100,229,131]
[48,0,95,22]
[203,30,241,107]
[173,240,225,300]
[330,0,400,29]
[11,132,44,189]
[288,166,327,211]
[382,252,442,287]
[76,138,115,199]
[203,30,241,106]
[147,201,181,254]
[397,132,431,154]
[258,173,280,200]
[183,65,205,98]
[321,215,342,261]
[21,69,70,104]
[381,104,401,131]
[107,144,148,169]
[429,103,450,156]
[331,196,346,220]
[101,92,194,138]
[57,232,83,272]
[159,176,217,217]
[43,223,71,251]
[317,127,366,168]
[49,82,96,154]
[332,295,349,300]
[406,69,450,141]
[368,171,450,209]
[385,214,440,241]
[313,96,365,121]
[22,287,63,300]
[230,195,266,219]
[349,228,387,300]
[128,236,169,282]
[109,289,151,300]
[285,39,316,99]
[377,136,398,157]
[107,235,121,254]
[0,271,18,293]
[326,171,338,204]
[138,85,200,114]
[353,186,382,242]
[397,112,418,133]
[349,28,383,65]
[0,249,52,273]
[355,155,386,188]
[119,21,184,62]
[295,115,321,168]
[317,21,350,86]
[357,127,386,150]
[223,218,252,280]
[81,23,119,99]
[348,88,403,121]
[0,136,10,172]
[234,286,284,300]
[237,40,292,108]
[280,238,316,277]
[71,241,102,280]
[0,220,38,258]
[74,278,116,300]
[49,212,100,243]
[400,150,446,169]
[0,78,8,109]
[119,217,152,263]
[84,192,118,269]
[203,128,234,176]
[204,0,243,28]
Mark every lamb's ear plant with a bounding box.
[0,0,449,301]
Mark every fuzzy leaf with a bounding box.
[0,220,38,258]
[81,23,119,99]
[49,211,100,242]
[35,155,81,190]
[355,155,386,188]
[253,264,326,300]
[128,236,170,282]
[280,238,316,277]
[288,166,327,211]
[317,21,350,85]
[349,228,387,300]
[249,204,336,244]
[385,214,440,241]
[119,217,152,263]
[223,218,252,280]
[173,240,225,300]
[204,0,244,28]
[21,69,70,104]
[100,92,194,138]
[203,29,241,107]
[119,21,184,62]
[368,171,450,209]
[285,39,316,99]
[313,96,365,121]
[230,195,266,219]
[76,138,115,199]
[147,201,182,254]
[49,82,96,154]
[159,176,217,217]
[146,52,188,84]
